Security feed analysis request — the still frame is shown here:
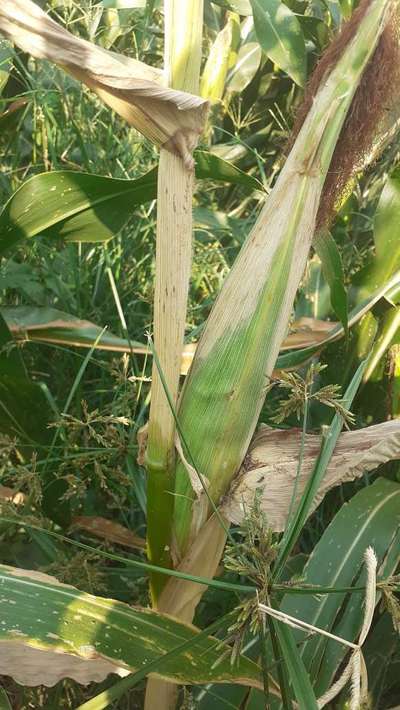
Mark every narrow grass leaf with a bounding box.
[273,358,368,580]
[274,620,319,710]
[0,517,256,594]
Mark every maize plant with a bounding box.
[0,0,399,708]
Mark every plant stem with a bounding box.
[146,0,204,601]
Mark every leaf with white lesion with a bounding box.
[222,420,400,530]
[0,565,263,689]
[0,0,208,167]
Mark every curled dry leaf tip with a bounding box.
[0,0,209,165]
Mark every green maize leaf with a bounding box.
[195,150,263,190]
[314,229,348,332]
[0,169,157,253]
[316,525,400,696]
[0,565,263,690]
[279,478,400,697]
[0,152,261,254]
[363,613,400,706]
[250,0,307,87]
[1,306,145,354]
[226,41,262,93]
[74,613,240,710]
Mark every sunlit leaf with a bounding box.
[0,565,263,689]
[226,41,262,93]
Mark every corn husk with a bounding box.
[0,0,208,167]
[171,0,396,559]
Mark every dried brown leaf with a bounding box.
[0,0,208,167]
[222,420,400,530]
[71,516,146,550]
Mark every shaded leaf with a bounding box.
[314,229,348,332]
[0,312,51,447]
[250,0,307,86]
[71,516,146,551]
[277,269,400,370]
[280,478,400,696]
[227,41,262,93]
[0,313,69,525]
[0,152,261,254]
[0,98,29,133]
[2,306,145,352]
[355,170,400,303]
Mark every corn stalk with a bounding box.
[145,0,205,601]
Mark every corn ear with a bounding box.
[0,0,208,166]
[172,0,395,559]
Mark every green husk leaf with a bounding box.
[172,0,394,559]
